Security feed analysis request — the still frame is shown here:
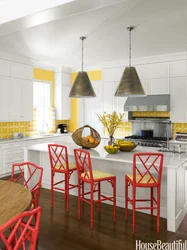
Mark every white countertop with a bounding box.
[0,133,71,144]
[24,138,187,169]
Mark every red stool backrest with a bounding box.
[0,206,42,250]
[10,162,43,208]
[48,144,69,172]
[133,152,164,186]
[74,149,93,182]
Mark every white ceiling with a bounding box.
[0,0,75,24]
[0,0,187,70]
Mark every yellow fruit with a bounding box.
[89,137,94,144]
[94,139,98,144]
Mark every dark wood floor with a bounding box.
[37,188,187,250]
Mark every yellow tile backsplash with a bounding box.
[132,111,170,118]
[0,122,30,138]
[104,122,132,138]
[172,123,187,138]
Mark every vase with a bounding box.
[108,135,114,145]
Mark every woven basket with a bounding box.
[72,125,101,149]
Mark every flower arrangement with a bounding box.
[97,111,124,145]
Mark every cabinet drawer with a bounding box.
[7,141,26,148]
[6,148,23,155]
[27,139,42,146]
[5,153,24,164]
[0,144,10,150]
[42,137,56,143]
[5,160,23,173]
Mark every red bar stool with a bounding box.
[10,162,43,209]
[74,148,116,229]
[125,152,164,233]
[0,206,42,250]
[48,144,78,211]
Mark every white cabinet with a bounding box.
[0,76,9,121]
[5,141,26,173]
[0,151,5,174]
[10,78,33,121]
[0,59,9,76]
[55,72,71,120]
[84,81,104,135]
[26,139,43,146]
[9,62,33,80]
[170,77,187,122]
[147,78,170,94]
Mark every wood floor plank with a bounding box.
[35,188,187,250]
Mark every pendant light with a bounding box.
[114,26,145,97]
[69,36,96,98]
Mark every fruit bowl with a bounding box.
[118,144,137,152]
[104,145,119,154]
[114,140,137,152]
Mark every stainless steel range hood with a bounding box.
[124,94,170,111]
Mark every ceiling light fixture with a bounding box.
[114,26,145,97]
[69,36,96,98]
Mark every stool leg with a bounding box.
[78,179,81,219]
[113,177,116,222]
[157,186,161,232]
[90,183,94,229]
[50,171,54,207]
[132,185,136,233]
[82,181,84,204]
[65,173,69,212]
[98,182,101,212]
[125,177,128,220]
[151,187,153,217]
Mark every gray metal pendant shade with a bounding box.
[69,36,96,98]
[114,26,145,97]
[69,71,96,98]
[114,66,145,96]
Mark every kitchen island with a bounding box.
[24,136,187,232]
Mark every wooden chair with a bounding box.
[125,152,164,233]
[0,206,42,250]
[10,162,43,208]
[48,144,78,211]
[74,148,116,228]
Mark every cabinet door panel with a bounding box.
[148,78,169,94]
[0,151,5,174]
[61,85,71,120]
[22,80,33,121]
[170,77,187,122]
[54,72,71,120]
[0,59,9,76]
[10,78,33,121]
[114,82,127,113]
[9,78,22,120]
[9,62,33,79]
[62,73,70,86]
[103,82,114,113]
[84,81,104,135]
[0,76,9,121]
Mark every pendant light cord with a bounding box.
[127,26,134,67]
[80,36,86,72]
[129,27,131,67]
[82,38,83,71]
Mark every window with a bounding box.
[33,81,53,133]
